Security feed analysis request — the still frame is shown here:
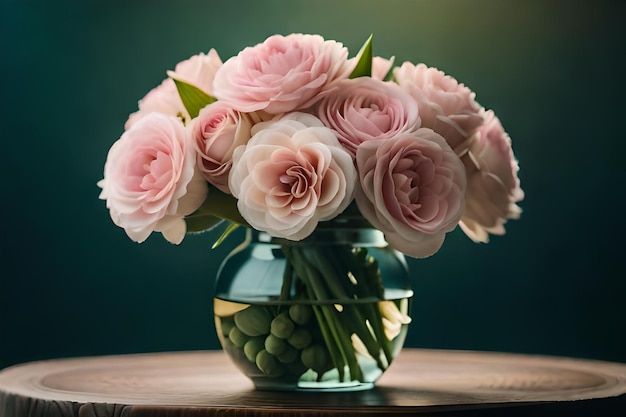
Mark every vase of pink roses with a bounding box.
[98,33,524,391]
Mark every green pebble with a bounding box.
[219,317,236,337]
[277,345,299,364]
[301,344,330,374]
[265,334,287,356]
[228,326,249,348]
[287,327,312,350]
[270,312,295,339]
[256,349,285,377]
[288,304,313,326]
[243,337,265,362]
[234,305,272,337]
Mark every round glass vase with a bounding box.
[213,226,413,392]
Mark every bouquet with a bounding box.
[98,34,523,387]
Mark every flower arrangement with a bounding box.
[98,33,523,388]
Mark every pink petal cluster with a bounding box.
[355,129,466,258]
[100,33,524,253]
[394,62,483,154]
[212,34,353,114]
[460,110,524,242]
[190,102,272,194]
[125,50,223,129]
[98,113,208,244]
[317,77,420,156]
[229,116,356,240]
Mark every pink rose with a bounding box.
[317,77,420,157]
[190,102,272,194]
[355,128,466,258]
[394,62,483,154]
[125,50,223,129]
[98,113,208,244]
[460,110,524,242]
[212,34,352,114]
[229,116,357,240]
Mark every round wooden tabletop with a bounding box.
[1,349,625,416]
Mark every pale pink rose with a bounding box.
[460,110,524,242]
[355,128,466,258]
[229,116,357,240]
[317,77,420,157]
[212,34,352,114]
[125,49,223,129]
[394,62,483,154]
[190,102,272,194]
[98,113,208,244]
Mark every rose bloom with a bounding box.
[355,128,466,258]
[229,116,357,240]
[212,34,352,114]
[460,110,524,242]
[125,49,223,129]
[98,113,208,244]
[317,77,420,157]
[394,62,483,154]
[190,101,272,194]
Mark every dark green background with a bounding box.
[1,0,625,370]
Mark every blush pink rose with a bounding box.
[190,102,272,194]
[355,128,466,258]
[317,77,420,157]
[229,116,357,240]
[98,113,208,244]
[125,49,223,129]
[394,62,483,154]
[460,110,524,242]
[212,34,352,114]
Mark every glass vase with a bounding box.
[213,226,413,392]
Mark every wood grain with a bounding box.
[0,349,625,416]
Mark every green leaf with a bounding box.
[212,222,240,249]
[349,34,373,79]
[383,65,396,82]
[185,214,223,234]
[171,77,216,119]
[184,184,249,234]
[192,185,249,226]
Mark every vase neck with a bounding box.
[252,227,387,247]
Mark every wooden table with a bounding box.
[1,349,625,416]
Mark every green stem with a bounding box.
[332,246,393,366]
[282,246,345,381]
[287,246,364,382]
[308,246,389,370]
[277,260,293,314]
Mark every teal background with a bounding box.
[1,0,625,370]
